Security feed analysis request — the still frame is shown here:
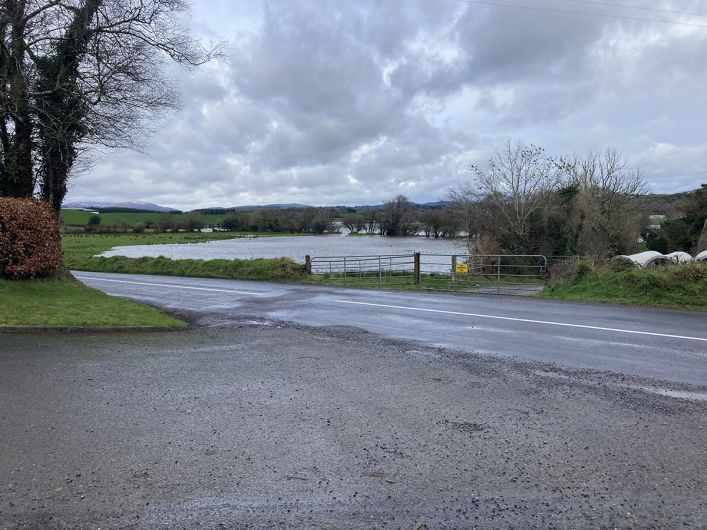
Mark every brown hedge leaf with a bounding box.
[0,198,61,279]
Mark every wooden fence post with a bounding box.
[305,255,312,275]
[414,252,421,285]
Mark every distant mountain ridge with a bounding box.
[197,201,451,213]
[64,201,179,213]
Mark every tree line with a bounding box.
[642,185,706,255]
[215,200,460,237]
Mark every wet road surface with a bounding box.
[2,272,706,528]
[74,271,707,386]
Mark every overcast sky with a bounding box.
[66,0,707,210]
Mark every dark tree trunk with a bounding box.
[1,0,35,198]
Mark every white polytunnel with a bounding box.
[665,251,693,263]
[616,250,706,267]
[616,251,671,267]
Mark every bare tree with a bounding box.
[448,182,481,237]
[0,0,220,211]
[557,149,646,257]
[382,195,414,237]
[466,139,559,252]
[452,142,645,258]
[342,213,365,234]
[360,209,379,235]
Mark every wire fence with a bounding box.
[307,253,547,295]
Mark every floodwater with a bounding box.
[100,234,467,262]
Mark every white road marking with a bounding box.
[75,276,265,296]
[335,300,707,343]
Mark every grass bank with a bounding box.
[0,274,185,328]
[542,260,707,311]
[71,255,308,282]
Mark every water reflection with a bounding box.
[100,234,467,262]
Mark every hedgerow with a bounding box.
[0,198,61,279]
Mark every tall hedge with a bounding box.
[0,198,61,279]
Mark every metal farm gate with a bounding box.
[306,253,547,295]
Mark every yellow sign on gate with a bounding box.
[455,263,469,274]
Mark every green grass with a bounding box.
[0,275,185,328]
[542,260,707,311]
[308,271,540,291]
[70,255,308,282]
[59,209,225,227]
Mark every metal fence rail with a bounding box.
[420,254,546,295]
[309,254,415,289]
[306,253,547,295]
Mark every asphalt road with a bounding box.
[74,271,707,386]
[2,272,706,527]
[2,322,706,528]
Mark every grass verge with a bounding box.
[69,256,309,282]
[541,260,707,311]
[0,273,185,329]
[308,272,540,291]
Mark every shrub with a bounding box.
[84,214,101,233]
[133,222,146,233]
[220,213,241,231]
[0,198,62,279]
[110,220,129,233]
[573,260,595,282]
[153,214,176,233]
[607,256,636,273]
[181,212,205,232]
[545,258,591,286]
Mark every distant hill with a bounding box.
[195,201,452,214]
[638,191,693,217]
[420,201,450,209]
[262,203,311,209]
[194,203,313,214]
[64,201,180,213]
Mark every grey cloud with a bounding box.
[66,0,707,209]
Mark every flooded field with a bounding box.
[100,234,467,262]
